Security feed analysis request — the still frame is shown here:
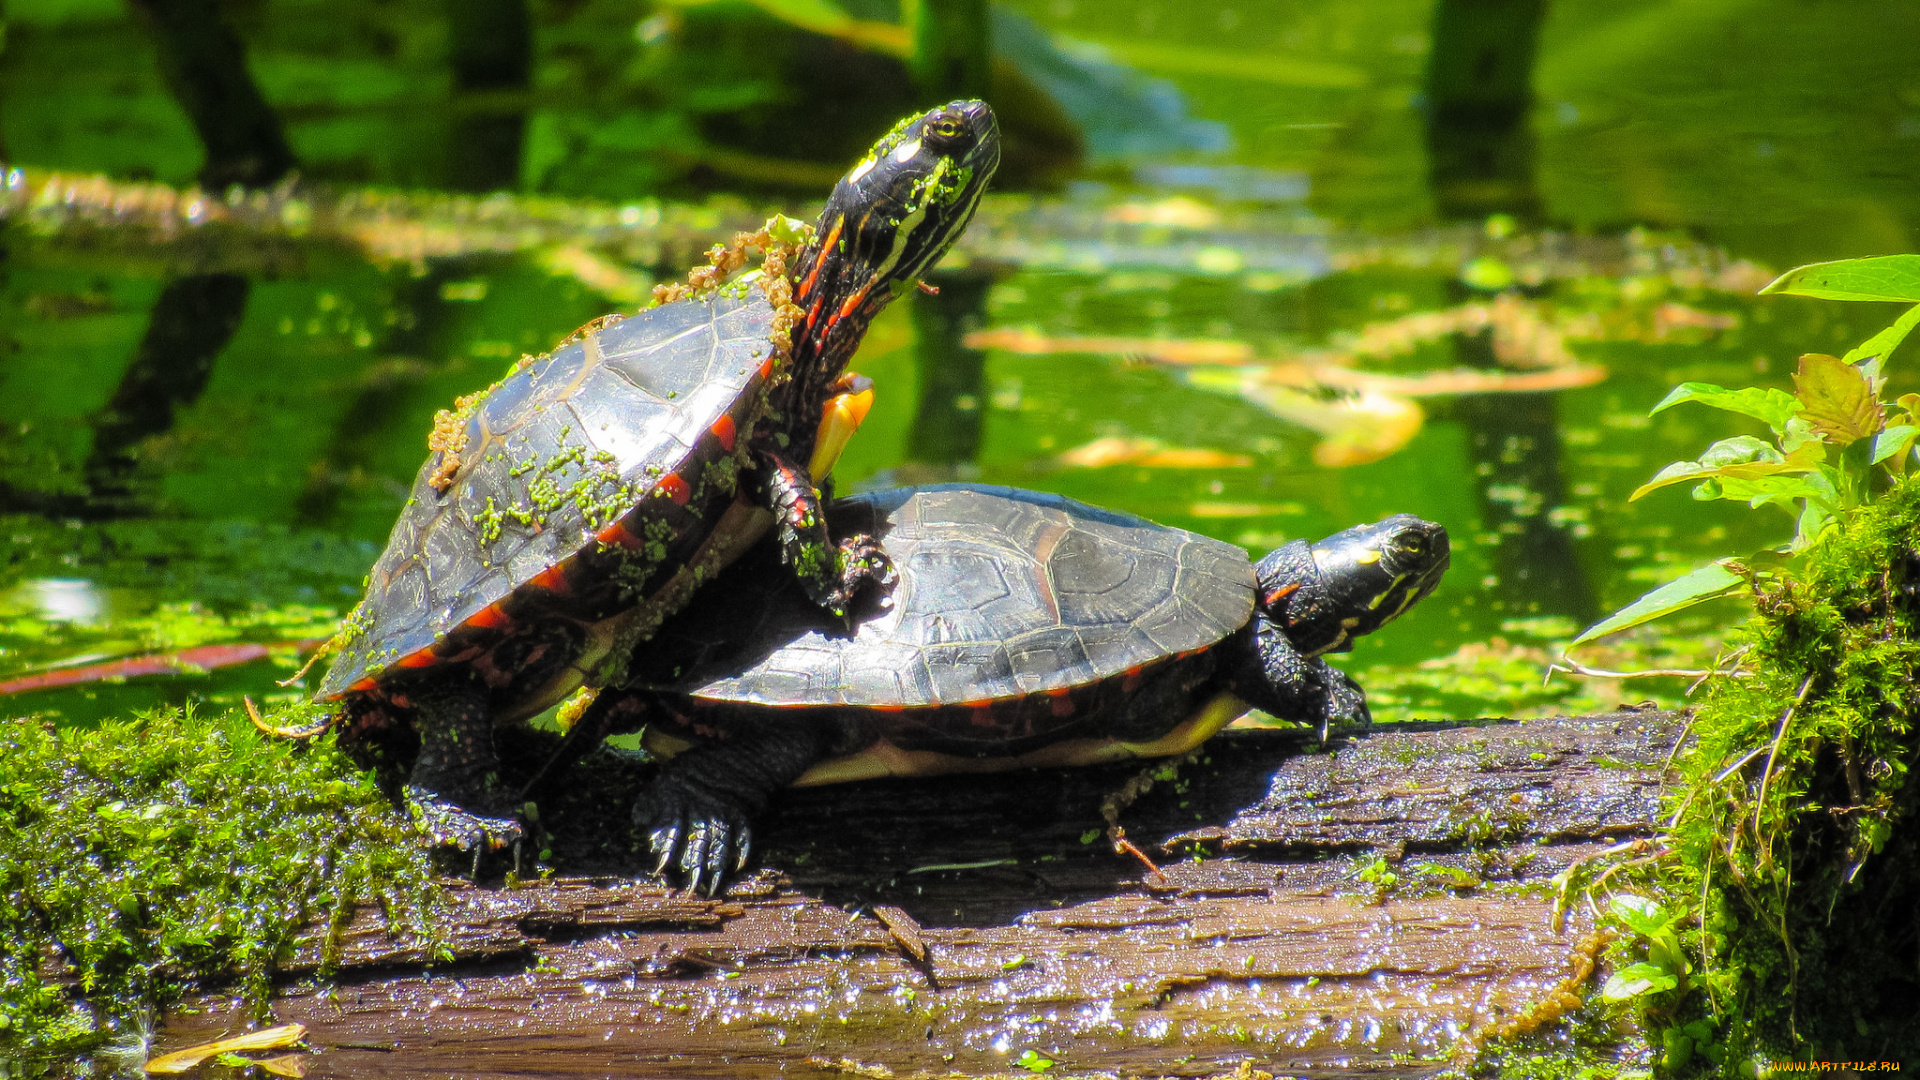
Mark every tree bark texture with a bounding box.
[161,711,1682,1078]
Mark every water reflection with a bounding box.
[1421,0,1592,623]
[1422,0,1546,224]
[84,272,251,513]
[16,579,106,625]
[905,267,998,470]
[293,261,477,526]
[1450,330,1598,624]
[445,0,533,194]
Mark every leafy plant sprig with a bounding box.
[1571,254,1920,648]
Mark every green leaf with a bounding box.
[1017,1050,1056,1073]
[1793,498,1838,551]
[1600,962,1682,1001]
[1570,562,1743,646]
[1630,438,1821,502]
[1702,473,1837,512]
[1608,894,1672,936]
[1843,303,1920,365]
[1761,255,1920,302]
[1872,424,1920,466]
[1460,256,1514,292]
[1648,383,1799,433]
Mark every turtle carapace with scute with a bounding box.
[567,484,1450,894]
[310,102,1001,857]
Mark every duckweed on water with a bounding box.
[0,706,442,1072]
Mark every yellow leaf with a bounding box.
[257,1054,308,1078]
[145,1024,307,1074]
[1897,393,1920,427]
[1793,353,1882,445]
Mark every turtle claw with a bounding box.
[649,826,680,876]
[822,533,896,616]
[1316,665,1371,741]
[636,779,756,896]
[403,784,525,856]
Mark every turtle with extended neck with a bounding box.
[564,484,1449,893]
[307,102,1002,855]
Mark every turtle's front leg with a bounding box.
[751,447,894,615]
[628,702,832,896]
[1235,612,1371,742]
[399,668,525,855]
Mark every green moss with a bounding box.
[0,706,442,1071]
[1649,474,1920,1063]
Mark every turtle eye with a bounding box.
[1398,535,1425,556]
[925,115,968,145]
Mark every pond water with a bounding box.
[2,0,1919,729]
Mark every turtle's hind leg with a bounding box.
[399,668,525,857]
[630,701,832,896]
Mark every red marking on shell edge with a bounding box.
[395,650,438,669]
[657,473,691,505]
[1048,688,1075,718]
[531,565,571,594]
[1121,666,1144,693]
[465,602,512,630]
[348,677,379,693]
[709,414,738,452]
[758,355,776,380]
[596,519,641,550]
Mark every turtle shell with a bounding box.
[635,484,1255,707]
[318,290,778,701]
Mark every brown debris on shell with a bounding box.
[426,391,482,493]
[417,219,814,497]
[649,224,809,374]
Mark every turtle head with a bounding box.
[789,100,1000,372]
[1255,514,1449,656]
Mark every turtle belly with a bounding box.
[641,649,1237,785]
[789,690,1249,785]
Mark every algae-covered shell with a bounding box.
[317,291,776,700]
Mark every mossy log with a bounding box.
[161,710,1681,1078]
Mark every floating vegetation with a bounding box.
[0,706,441,1072]
[4,167,1775,298]
[971,274,1740,468]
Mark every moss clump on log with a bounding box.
[1657,477,1920,1064]
[0,708,442,1073]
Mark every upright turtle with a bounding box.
[312,102,1001,853]
[568,484,1450,893]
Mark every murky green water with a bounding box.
[3,0,1919,727]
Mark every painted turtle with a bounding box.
[568,484,1450,893]
[312,101,1001,853]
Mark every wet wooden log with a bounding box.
[163,710,1681,1078]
